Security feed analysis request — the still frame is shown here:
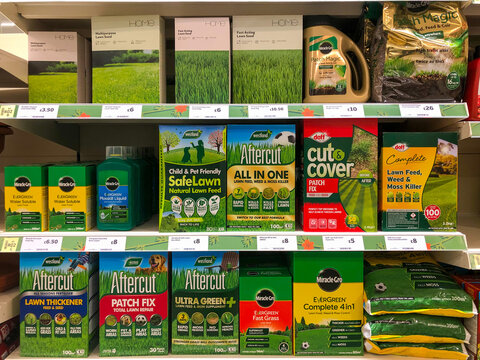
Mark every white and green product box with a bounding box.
[20,252,99,357]
[232,15,303,103]
[159,125,226,232]
[28,32,90,103]
[175,17,230,104]
[99,252,168,356]
[91,15,166,103]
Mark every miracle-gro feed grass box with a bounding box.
[175,17,230,104]
[5,164,48,232]
[99,252,168,356]
[28,31,90,103]
[239,267,292,355]
[20,252,99,357]
[381,132,458,231]
[91,15,166,103]
[291,252,363,356]
[227,124,296,231]
[171,251,239,355]
[303,119,378,232]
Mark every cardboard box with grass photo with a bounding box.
[28,32,90,103]
[175,18,230,103]
[91,15,166,103]
[232,16,302,103]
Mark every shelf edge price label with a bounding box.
[17,104,59,119]
[248,105,288,119]
[323,236,365,251]
[1,238,20,252]
[324,104,364,118]
[190,105,228,119]
[85,236,126,252]
[21,236,62,252]
[0,105,16,118]
[101,105,142,119]
[384,235,427,251]
[257,235,297,251]
[399,104,441,118]
[168,235,209,251]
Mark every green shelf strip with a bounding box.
[0,233,467,252]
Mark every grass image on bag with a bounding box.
[364,252,476,318]
[363,313,470,344]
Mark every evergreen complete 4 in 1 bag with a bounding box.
[364,253,477,318]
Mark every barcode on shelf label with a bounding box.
[257,236,297,251]
[101,105,142,118]
[323,236,364,251]
[399,104,441,118]
[384,235,427,250]
[190,105,228,119]
[168,236,209,251]
[0,105,16,118]
[17,105,59,119]
[1,238,19,252]
[85,236,126,252]
[248,105,288,119]
[324,104,364,118]
[21,236,62,252]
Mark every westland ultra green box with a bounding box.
[48,164,96,231]
[240,268,292,355]
[5,164,48,231]
[20,252,99,357]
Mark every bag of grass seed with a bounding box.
[364,253,477,318]
[365,339,469,360]
[372,2,468,103]
[363,313,470,343]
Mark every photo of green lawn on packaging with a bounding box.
[29,61,78,103]
[93,50,159,103]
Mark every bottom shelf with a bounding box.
[7,346,435,360]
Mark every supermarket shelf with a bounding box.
[6,346,441,360]
[0,217,467,252]
[459,121,480,140]
[0,287,19,324]
[0,103,469,122]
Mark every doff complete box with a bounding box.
[91,15,166,103]
[28,31,90,103]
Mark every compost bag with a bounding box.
[372,2,468,102]
[364,253,476,318]
[363,313,470,343]
[365,339,469,360]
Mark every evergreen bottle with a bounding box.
[97,146,138,230]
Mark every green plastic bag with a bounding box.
[363,313,470,343]
[364,253,476,318]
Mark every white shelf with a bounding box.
[0,287,19,324]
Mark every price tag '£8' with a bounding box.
[384,235,427,251]
[85,236,126,252]
[257,236,297,251]
[168,236,209,251]
[21,236,62,252]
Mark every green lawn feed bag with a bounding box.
[364,253,476,318]
[365,339,468,360]
[363,313,470,343]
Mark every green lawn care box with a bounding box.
[159,125,226,232]
[291,252,363,356]
[171,251,239,355]
[175,17,230,104]
[99,252,168,356]
[232,15,302,103]
[48,163,96,231]
[20,252,99,357]
[240,267,292,355]
[5,164,48,231]
[91,15,166,103]
[28,32,90,103]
